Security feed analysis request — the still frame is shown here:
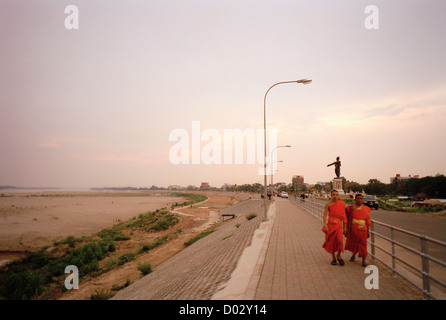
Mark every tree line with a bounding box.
[225,175,446,198]
[347,175,446,198]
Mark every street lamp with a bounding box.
[263,79,312,220]
[271,160,283,198]
[270,145,291,188]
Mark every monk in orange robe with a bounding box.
[345,194,372,267]
[322,190,347,265]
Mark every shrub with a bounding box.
[103,258,118,270]
[118,253,136,266]
[0,271,43,300]
[108,241,116,252]
[97,229,130,242]
[111,279,131,291]
[22,251,50,270]
[138,236,168,254]
[138,244,150,253]
[137,262,152,276]
[48,241,109,277]
[90,288,115,300]
[150,214,179,232]
[58,236,77,248]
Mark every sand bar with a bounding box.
[0,190,185,255]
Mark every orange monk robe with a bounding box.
[322,201,347,254]
[345,205,371,258]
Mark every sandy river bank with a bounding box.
[0,190,185,257]
[0,189,252,299]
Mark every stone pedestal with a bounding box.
[332,178,344,195]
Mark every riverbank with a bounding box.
[0,190,250,299]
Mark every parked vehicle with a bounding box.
[363,195,379,210]
[280,191,289,198]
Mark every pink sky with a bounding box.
[1,0,445,188]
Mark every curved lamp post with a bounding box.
[270,145,291,192]
[263,79,312,220]
[271,160,283,198]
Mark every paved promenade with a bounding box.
[252,198,422,300]
[113,197,423,300]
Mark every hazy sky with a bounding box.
[1,0,445,188]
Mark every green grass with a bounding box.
[117,253,136,266]
[246,213,257,221]
[138,235,168,254]
[170,193,208,207]
[221,233,233,241]
[150,214,179,232]
[184,230,216,247]
[97,229,130,242]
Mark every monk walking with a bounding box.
[322,190,347,265]
[345,194,372,267]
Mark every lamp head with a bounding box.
[297,79,312,85]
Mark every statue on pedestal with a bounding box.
[327,156,341,178]
[327,156,344,196]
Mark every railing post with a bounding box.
[371,221,375,262]
[421,235,431,300]
[391,227,396,277]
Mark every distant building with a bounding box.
[168,185,183,190]
[200,182,210,190]
[292,175,304,186]
[414,193,430,201]
[391,174,419,186]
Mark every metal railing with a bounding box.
[369,220,446,300]
[291,197,325,221]
[291,198,446,300]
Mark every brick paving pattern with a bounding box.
[254,198,423,300]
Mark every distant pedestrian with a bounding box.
[345,194,371,267]
[322,190,347,265]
